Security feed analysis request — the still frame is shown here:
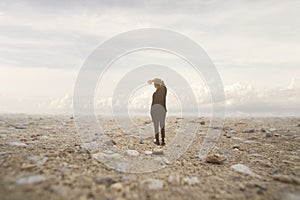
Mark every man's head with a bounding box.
[148,78,163,89]
[154,83,160,88]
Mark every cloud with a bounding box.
[0,1,299,115]
[0,0,299,69]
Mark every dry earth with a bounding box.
[0,114,299,200]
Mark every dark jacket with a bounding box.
[151,85,167,111]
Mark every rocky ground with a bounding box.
[0,114,299,200]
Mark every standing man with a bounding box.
[148,78,167,146]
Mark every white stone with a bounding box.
[231,164,261,178]
[142,178,164,190]
[8,141,27,147]
[168,174,181,185]
[27,156,48,166]
[153,148,163,155]
[183,176,199,185]
[126,150,139,157]
[110,182,123,192]
[144,151,153,155]
[16,175,46,185]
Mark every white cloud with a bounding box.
[0,0,299,115]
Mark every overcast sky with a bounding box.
[0,0,299,116]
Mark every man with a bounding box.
[148,78,167,146]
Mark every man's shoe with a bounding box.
[161,138,166,146]
[154,133,160,145]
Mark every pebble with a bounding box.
[200,121,206,125]
[231,164,261,178]
[12,125,27,129]
[105,140,116,146]
[50,185,70,198]
[144,151,153,155]
[7,141,27,147]
[126,150,139,157]
[183,176,199,186]
[168,174,181,185]
[110,182,123,192]
[27,156,48,166]
[205,154,226,164]
[273,175,300,185]
[278,192,300,200]
[153,148,163,155]
[122,175,137,182]
[92,152,121,160]
[142,178,164,190]
[243,128,255,133]
[95,176,116,186]
[39,135,49,140]
[269,128,277,132]
[16,175,46,185]
[62,147,75,154]
[265,132,273,138]
[251,182,267,190]
[59,167,71,175]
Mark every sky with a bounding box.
[0,0,299,116]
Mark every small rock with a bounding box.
[139,139,144,144]
[243,140,254,144]
[205,154,226,164]
[243,128,255,133]
[168,174,181,185]
[142,178,164,190]
[63,147,75,154]
[261,128,266,132]
[265,132,273,138]
[110,182,123,192]
[95,177,116,186]
[105,140,116,146]
[183,177,199,186]
[200,121,205,125]
[21,163,36,170]
[39,135,49,140]
[126,150,139,157]
[238,183,246,191]
[144,151,153,155]
[162,157,171,165]
[269,128,277,132]
[59,167,71,175]
[278,192,300,200]
[153,148,163,155]
[252,183,267,190]
[27,156,48,166]
[16,175,46,185]
[232,145,243,151]
[50,185,70,198]
[273,175,300,185]
[231,164,260,178]
[12,125,27,129]
[8,141,27,147]
[122,175,137,182]
[92,152,121,160]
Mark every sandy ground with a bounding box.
[0,114,299,200]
